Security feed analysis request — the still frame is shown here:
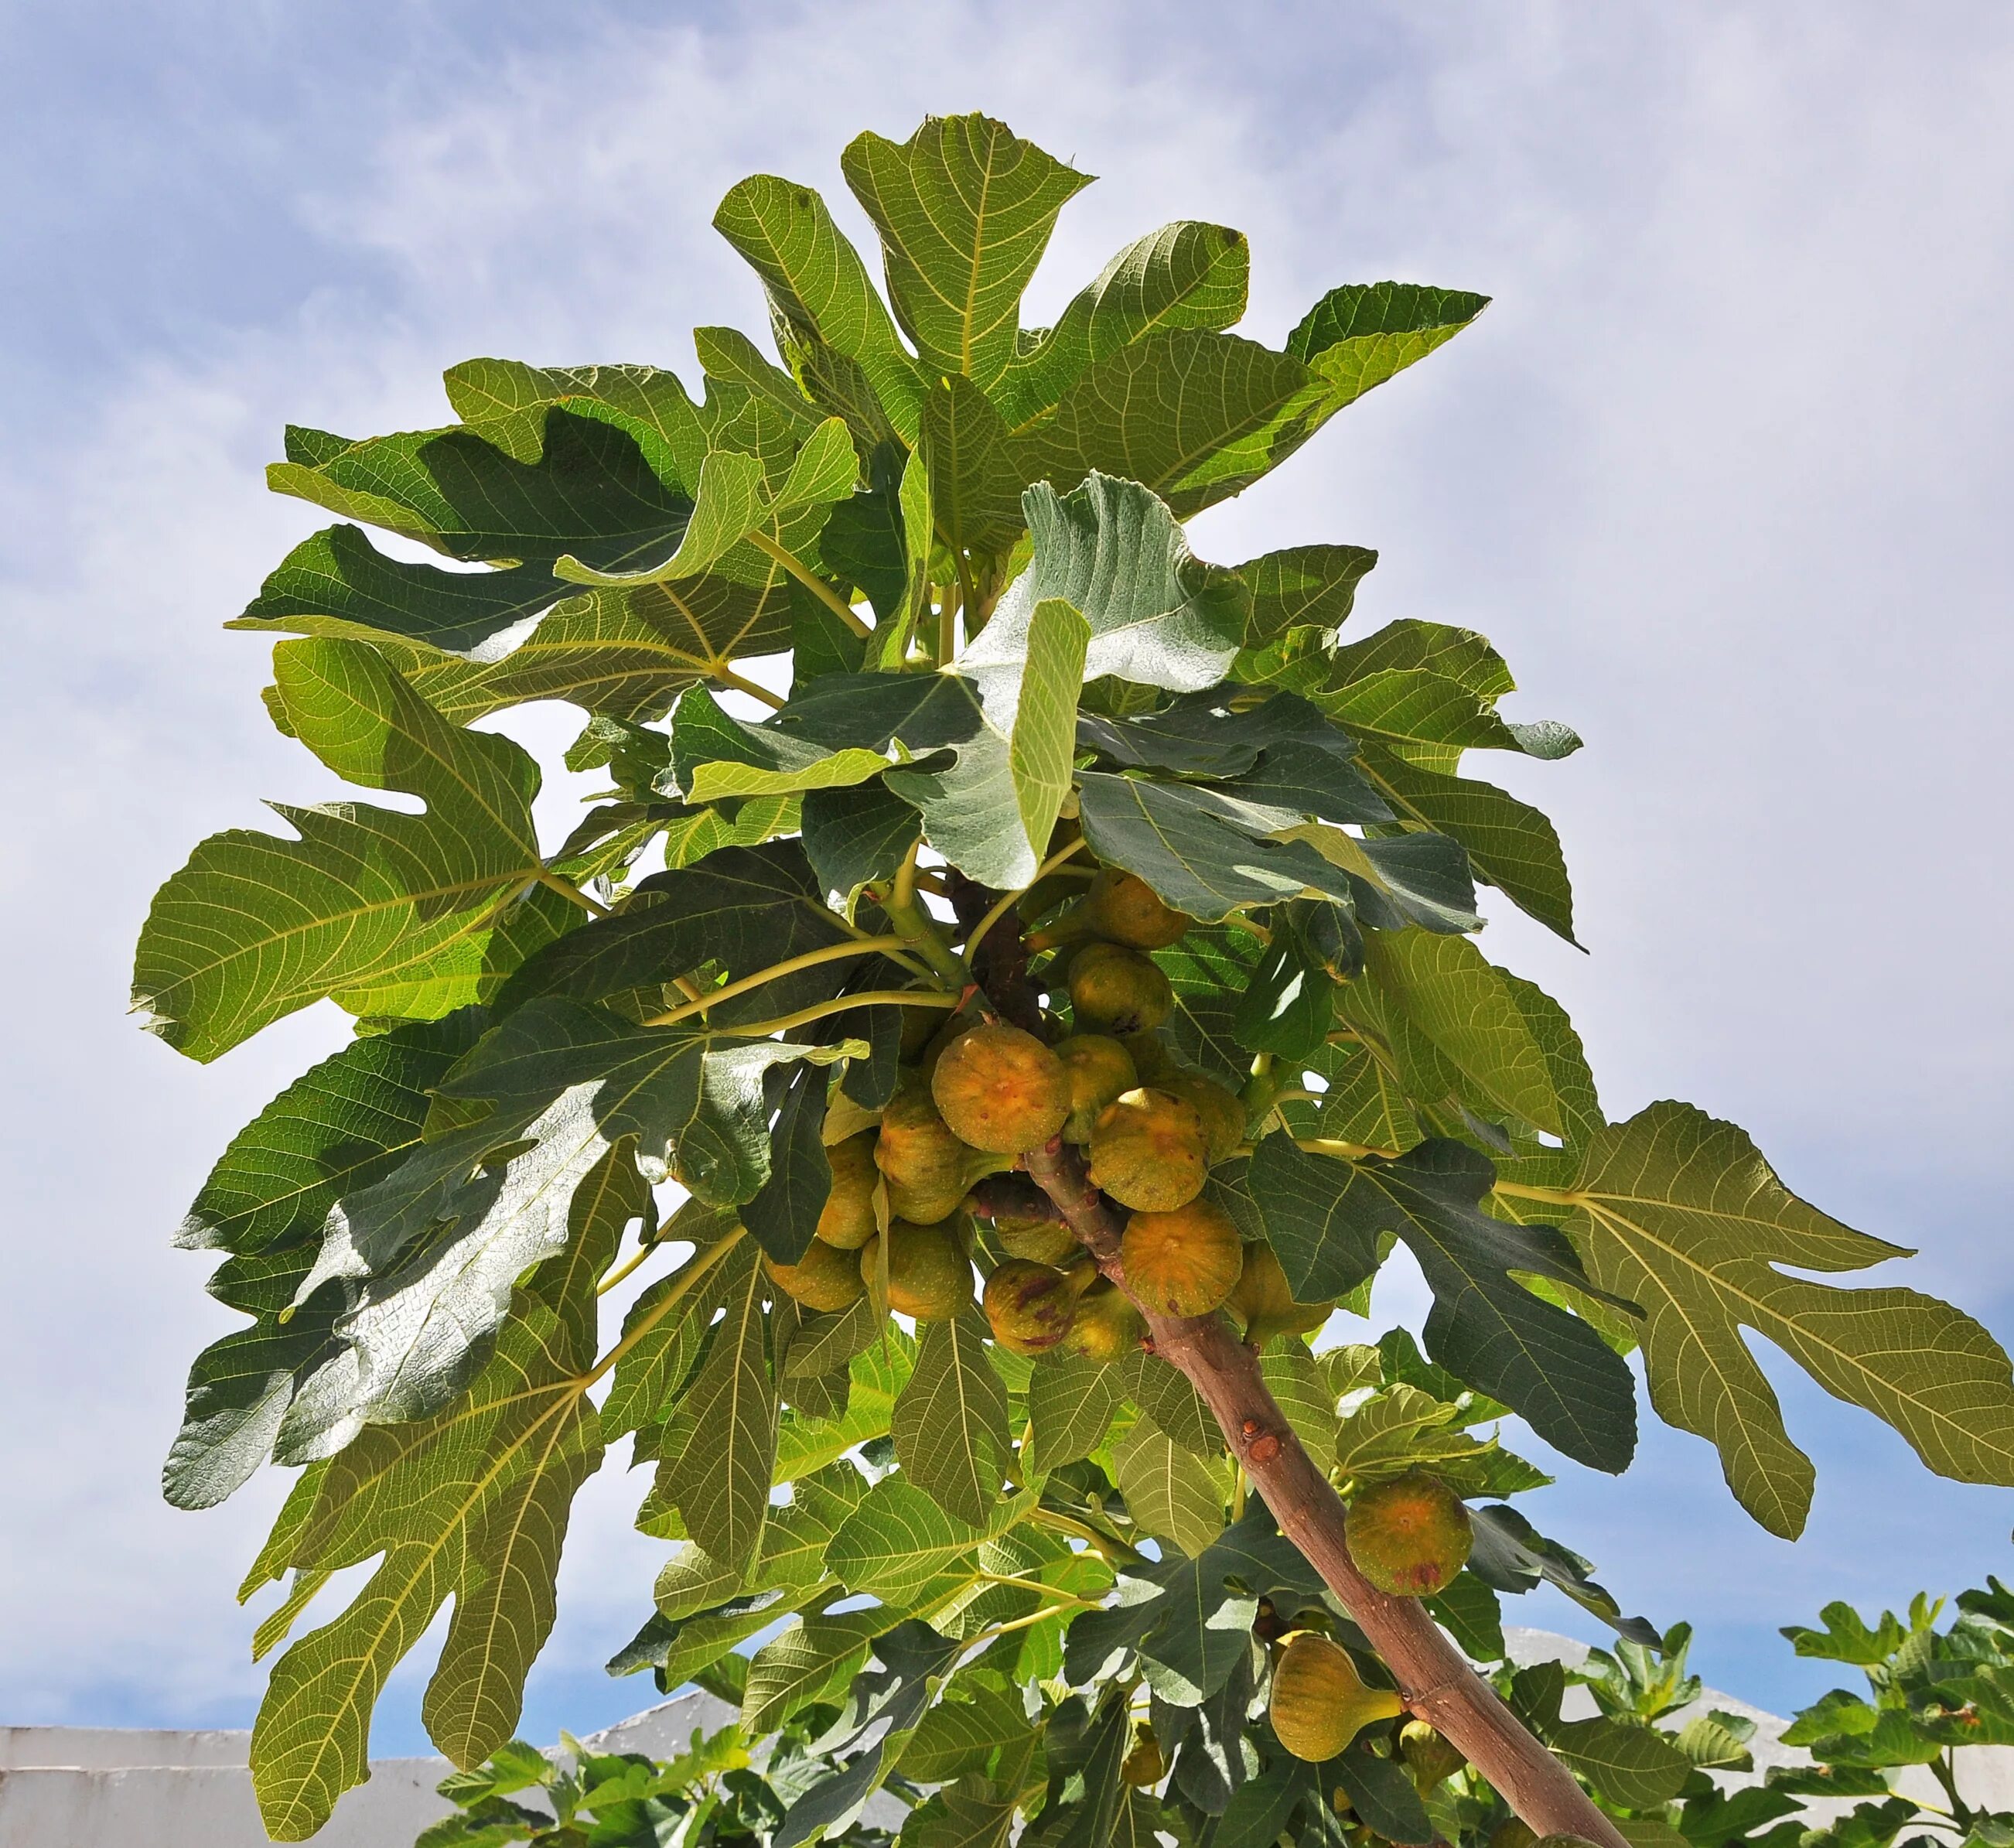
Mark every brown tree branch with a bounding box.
[1020,1136,1630,1848]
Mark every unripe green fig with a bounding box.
[1155,1066,1247,1166]
[1227,1241,1335,1344]
[1345,1470,1473,1596]
[931,1022,1072,1154]
[1087,1087,1208,1212]
[859,1218,973,1320]
[1067,941,1174,1034]
[1399,1720,1466,1793]
[816,1131,880,1250]
[1490,1821,1538,1848]
[995,1214,1080,1266]
[876,1085,971,1225]
[1119,1030,1178,1084]
[1054,1279,1145,1363]
[1081,868,1193,950]
[982,1259,1077,1355]
[765,1237,867,1313]
[1121,1197,1244,1318]
[1054,1033,1137,1143]
[1268,1631,1405,1761]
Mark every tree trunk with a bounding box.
[1022,1138,1628,1848]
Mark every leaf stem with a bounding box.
[1491,1179,1590,1207]
[747,531,872,640]
[962,838,1088,975]
[583,1229,746,1387]
[971,1572,1104,1612]
[537,867,613,918]
[1029,1505,1143,1568]
[640,938,912,1028]
[1295,1133,1398,1161]
[709,664,786,711]
[703,989,958,1040]
[875,843,972,989]
[595,1235,664,1298]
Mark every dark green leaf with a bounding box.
[1467,1502,1662,1648]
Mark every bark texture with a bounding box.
[1022,1136,1630,1848]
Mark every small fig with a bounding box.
[1067,941,1174,1034]
[1082,868,1193,950]
[859,1218,974,1321]
[1119,1030,1178,1084]
[983,1259,1077,1356]
[815,1131,880,1250]
[1155,1067,1247,1166]
[1055,1279,1145,1363]
[1227,1241,1335,1344]
[1121,1197,1244,1318]
[1054,1033,1138,1143]
[931,1023,1072,1154]
[1399,1720,1466,1793]
[1120,1724,1166,1787]
[765,1237,868,1313]
[876,1085,971,1225]
[1490,1822,1538,1848]
[1267,1631,1405,1761]
[1345,1470,1473,1597]
[1087,1087,1208,1212]
[995,1214,1080,1266]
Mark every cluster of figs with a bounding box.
[764,865,1333,1358]
[766,863,1512,1805]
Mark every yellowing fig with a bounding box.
[1268,1631,1405,1761]
[1121,1724,1166,1787]
[1399,1720,1466,1793]
[931,1023,1072,1154]
[1121,1197,1244,1318]
[876,1085,971,1225]
[1227,1241,1335,1344]
[995,1214,1080,1266]
[764,1237,867,1313]
[1067,941,1174,1035]
[1056,1279,1145,1363]
[1087,1088,1208,1212]
[1345,1470,1473,1597]
[1055,1033,1137,1143]
[1155,1067,1247,1166]
[859,1218,973,1321]
[1082,868,1193,950]
[982,1259,1077,1356]
[1490,1821,1538,1848]
[816,1130,880,1250]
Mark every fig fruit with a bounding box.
[931,1022,1072,1154]
[1227,1241,1335,1343]
[1399,1720,1466,1794]
[983,1259,1077,1356]
[1056,1279,1145,1363]
[1054,1033,1138,1143]
[859,1217,974,1321]
[1121,1197,1244,1317]
[816,1130,880,1250]
[1156,1067,1247,1165]
[1490,1822,1538,1848]
[1345,1470,1473,1596]
[1087,1088,1208,1211]
[1067,941,1174,1034]
[1082,867,1193,950]
[1268,1631,1404,1761]
[1119,1029,1178,1084]
[765,1237,868,1313]
[995,1214,1080,1267]
[1120,1725,1166,1787]
[876,1085,971,1225]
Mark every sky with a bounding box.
[4,0,2013,1775]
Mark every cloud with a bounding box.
[5,0,2012,1754]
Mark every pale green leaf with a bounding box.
[1111,1424,1227,1558]
[1026,1352,1123,1473]
[892,1311,1014,1529]
[824,1477,981,1605]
